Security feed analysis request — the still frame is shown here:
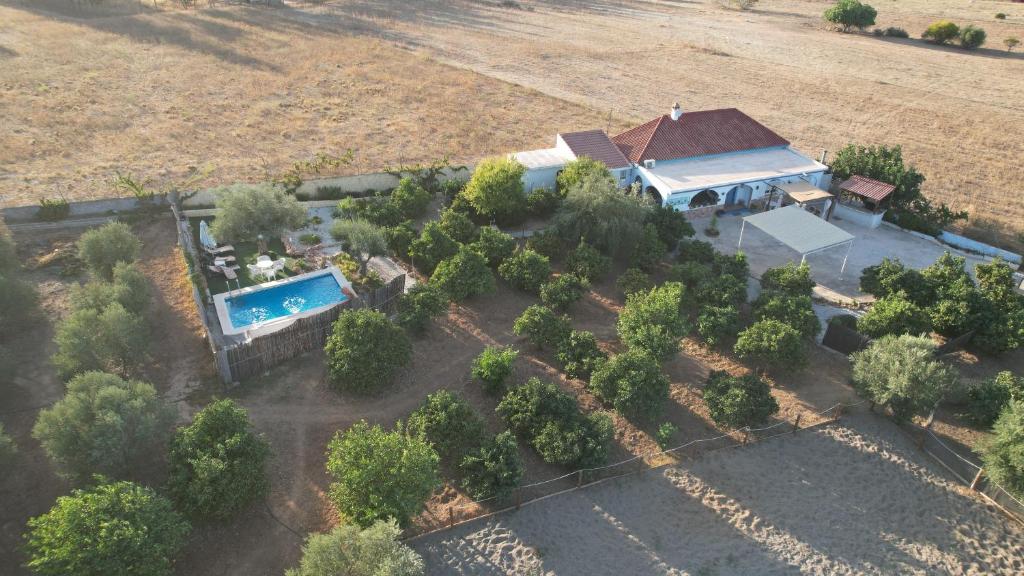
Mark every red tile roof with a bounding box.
[611,108,790,163]
[839,175,896,202]
[558,130,631,169]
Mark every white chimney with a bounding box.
[670,102,682,121]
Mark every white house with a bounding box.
[514,103,829,216]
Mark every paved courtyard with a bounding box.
[692,211,991,301]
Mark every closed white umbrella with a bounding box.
[199,220,217,250]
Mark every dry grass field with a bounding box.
[0,1,624,207]
[312,0,1024,244]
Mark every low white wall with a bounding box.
[834,203,884,229]
[523,166,560,192]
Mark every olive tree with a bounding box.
[980,401,1024,499]
[24,480,189,576]
[325,308,411,393]
[70,262,150,316]
[77,222,142,280]
[823,0,877,32]
[285,520,424,576]
[326,421,440,527]
[554,171,649,258]
[210,183,307,243]
[851,334,958,422]
[53,303,149,380]
[168,399,270,520]
[331,218,387,275]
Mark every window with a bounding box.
[688,189,720,209]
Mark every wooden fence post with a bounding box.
[792,414,801,434]
[448,507,454,528]
[833,404,844,421]
[970,468,985,491]
[576,470,583,487]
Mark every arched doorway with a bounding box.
[725,184,754,207]
[688,189,720,210]
[645,186,663,206]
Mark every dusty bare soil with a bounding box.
[316,0,1024,245]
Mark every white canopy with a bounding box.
[739,205,856,275]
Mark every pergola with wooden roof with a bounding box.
[838,175,896,213]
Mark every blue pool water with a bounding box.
[225,273,348,330]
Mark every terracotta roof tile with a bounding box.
[611,108,790,163]
[558,130,631,169]
[839,175,896,202]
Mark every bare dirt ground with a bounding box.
[0,1,625,208]
[312,0,1024,245]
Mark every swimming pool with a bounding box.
[214,267,351,335]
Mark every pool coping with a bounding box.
[213,266,353,337]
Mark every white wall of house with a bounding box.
[522,165,561,192]
[649,169,826,212]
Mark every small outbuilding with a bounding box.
[833,175,896,229]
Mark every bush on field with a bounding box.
[325,308,411,393]
[540,274,589,311]
[77,222,142,280]
[472,346,519,396]
[616,267,652,296]
[589,349,669,421]
[326,421,439,527]
[53,303,149,380]
[851,334,957,422]
[469,226,516,266]
[823,0,877,32]
[565,240,611,282]
[961,371,1024,428]
[645,204,694,250]
[285,519,424,576]
[697,305,741,348]
[702,371,779,429]
[167,399,270,520]
[979,401,1024,499]
[70,262,150,316]
[923,20,960,44]
[734,319,807,372]
[557,330,607,381]
[462,156,528,224]
[498,248,551,293]
[459,431,524,501]
[33,371,172,481]
[407,390,486,460]
[24,480,189,576]
[396,282,449,335]
[211,183,306,244]
[631,223,668,271]
[527,186,562,218]
[959,24,987,49]
[390,177,433,220]
[753,293,819,339]
[431,246,496,301]
[554,170,649,258]
[438,207,478,244]
[513,304,571,350]
[617,282,688,359]
[408,221,459,275]
[760,262,814,297]
[857,293,931,338]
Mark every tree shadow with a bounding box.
[871,35,1024,62]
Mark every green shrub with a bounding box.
[396,282,449,334]
[851,335,957,422]
[540,274,589,311]
[631,223,668,271]
[617,282,688,358]
[616,267,652,296]
[702,371,779,428]
[667,261,710,288]
[408,221,458,275]
[498,248,551,293]
[645,204,694,250]
[760,262,814,297]
[734,319,807,372]
[557,330,607,381]
[676,238,716,264]
[923,20,960,44]
[554,169,649,258]
[693,272,749,309]
[285,520,424,576]
[884,26,909,38]
[358,195,404,228]
[210,183,307,244]
[0,271,39,332]
[37,197,71,222]
[469,226,516,266]
[996,13,1007,20]
[565,240,611,282]
[857,293,931,338]
[959,24,987,49]
[77,222,142,280]
[712,251,749,280]
[1005,37,1020,52]
[71,265,151,316]
[326,421,440,527]
[961,372,1024,428]
[53,303,148,380]
[431,246,496,301]
[589,349,669,421]
[438,207,478,244]
[527,186,562,217]
[556,157,611,194]
[824,0,877,32]
[859,258,933,304]
[472,346,519,395]
[24,480,189,576]
[497,377,578,435]
[979,401,1024,499]
[513,304,571,350]
[167,399,270,520]
[829,314,859,330]
[299,233,321,245]
[753,293,819,339]
[462,156,528,224]
[325,308,411,393]
[525,229,566,260]
[697,305,741,348]
[407,390,486,459]
[32,371,171,481]
[656,422,678,449]
[390,177,432,220]
[459,431,523,501]
[384,220,417,259]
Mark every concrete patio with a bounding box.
[690,211,991,301]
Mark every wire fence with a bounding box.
[407,399,868,540]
